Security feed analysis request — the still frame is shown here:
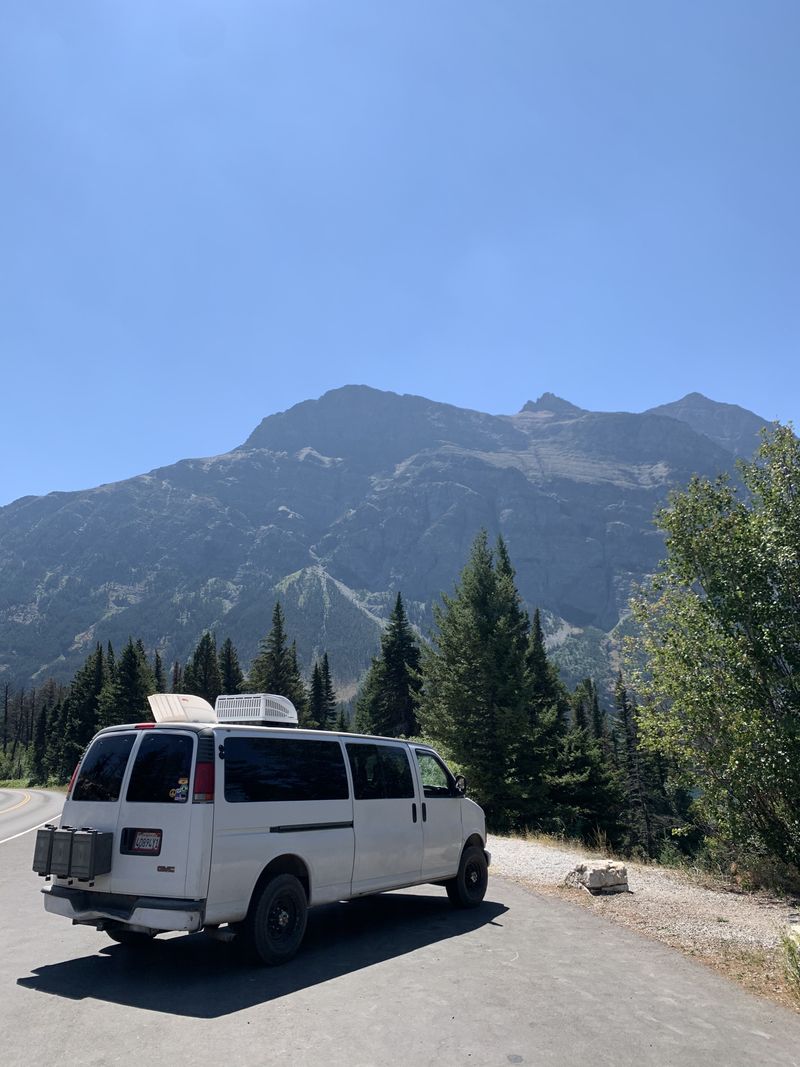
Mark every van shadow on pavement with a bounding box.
[18,889,508,1019]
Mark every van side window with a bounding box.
[224,738,349,803]
[346,743,415,800]
[127,733,194,803]
[72,734,136,802]
[415,750,457,798]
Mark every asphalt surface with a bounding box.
[1,788,799,1067]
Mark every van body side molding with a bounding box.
[269,821,354,834]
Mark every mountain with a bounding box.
[645,391,770,458]
[0,386,765,694]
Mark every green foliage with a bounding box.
[49,644,110,780]
[248,604,313,725]
[630,424,800,868]
[354,593,420,737]
[183,631,222,705]
[248,603,293,694]
[309,653,338,729]
[218,637,244,695]
[419,532,530,827]
[96,639,155,729]
[782,927,800,997]
[611,673,695,858]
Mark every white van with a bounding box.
[34,693,490,965]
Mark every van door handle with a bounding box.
[412,803,417,823]
[422,803,427,822]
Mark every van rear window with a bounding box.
[127,732,194,803]
[224,738,348,803]
[72,734,136,802]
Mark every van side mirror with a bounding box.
[454,775,467,796]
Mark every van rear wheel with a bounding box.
[445,845,488,908]
[244,874,308,965]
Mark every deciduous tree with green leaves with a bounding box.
[630,425,800,868]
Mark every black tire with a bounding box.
[243,873,308,965]
[106,926,156,946]
[445,845,488,908]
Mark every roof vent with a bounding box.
[214,693,299,727]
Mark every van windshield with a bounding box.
[72,733,136,802]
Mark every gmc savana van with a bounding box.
[34,693,490,964]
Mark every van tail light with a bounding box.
[193,734,215,803]
[66,762,80,800]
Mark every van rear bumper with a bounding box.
[42,884,204,932]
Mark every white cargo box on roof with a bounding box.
[215,693,298,726]
[148,692,216,723]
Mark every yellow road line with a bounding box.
[0,791,31,815]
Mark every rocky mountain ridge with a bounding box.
[0,387,771,693]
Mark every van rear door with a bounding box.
[110,728,209,899]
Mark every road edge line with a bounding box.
[0,812,62,847]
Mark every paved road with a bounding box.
[0,787,63,844]
[1,788,799,1067]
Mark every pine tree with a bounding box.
[288,641,313,728]
[249,605,312,724]
[49,644,109,780]
[354,593,420,737]
[153,650,166,692]
[218,637,244,695]
[183,632,222,705]
[614,674,693,858]
[419,532,529,827]
[309,662,325,728]
[29,703,49,785]
[248,603,294,694]
[512,608,568,830]
[548,679,624,845]
[96,639,155,729]
[171,660,183,692]
[320,653,337,728]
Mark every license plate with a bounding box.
[132,830,161,854]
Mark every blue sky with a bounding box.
[1,1,798,505]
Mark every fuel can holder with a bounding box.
[33,826,113,882]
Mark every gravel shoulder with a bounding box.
[489,833,800,1012]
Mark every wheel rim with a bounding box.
[267,894,299,945]
[464,859,484,897]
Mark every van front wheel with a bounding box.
[445,845,488,908]
[245,874,308,965]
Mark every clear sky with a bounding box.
[1,1,798,505]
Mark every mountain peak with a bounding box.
[521,393,584,415]
[645,393,768,458]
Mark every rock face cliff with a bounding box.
[0,387,766,691]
